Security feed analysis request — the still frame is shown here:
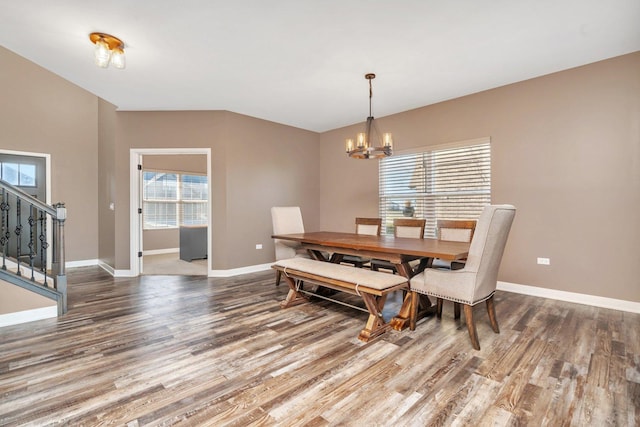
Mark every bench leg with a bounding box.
[279,275,309,308]
[358,294,390,342]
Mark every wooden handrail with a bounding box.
[0,179,57,217]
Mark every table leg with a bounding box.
[329,253,344,263]
[391,292,435,331]
[309,249,328,261]
[413,257,433,275]
[390,261,434,331]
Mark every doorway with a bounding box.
[0,150,51,268]
[129,148,211,277]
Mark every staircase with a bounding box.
[0,179,67,316]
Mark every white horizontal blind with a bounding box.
[143,172,178,229]
[379,140,491,237]
[180,175,208,226]
[143,172,207,229]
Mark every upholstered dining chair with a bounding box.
[341,217,382,268]
[371,218,426,273]
[271,206,310,286]
[431,219,477,270]
[409,205,516,350]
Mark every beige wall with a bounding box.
[115,111,320,270]
[222,112,321,268]
[143,228,179,252]
[0,280,55,314]
[98,99,118,267]
[3,43,638,304]
[320,52,640,303]
[0,46,99,263]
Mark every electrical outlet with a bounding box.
[255,244,263,250]
[537,257,550,265]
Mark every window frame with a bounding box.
[378,137,491,237]
[0,161,37,187]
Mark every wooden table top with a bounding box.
[271,231,469,261]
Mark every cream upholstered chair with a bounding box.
[341,217,382,268]
[431,219,477,270]
[409,205,516,350]
[271,206,310,286]
[371,218,426,273]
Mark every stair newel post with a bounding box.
[52,202,67,314]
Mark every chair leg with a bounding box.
[436,298,443,318]
[454,302,461,319]
[463,304,480,350]
[275,270,281,286]
[486,295,500,333]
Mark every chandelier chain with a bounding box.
[369,78,373,118]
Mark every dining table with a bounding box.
[271,231,471,331]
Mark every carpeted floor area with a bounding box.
[142,252,207,275]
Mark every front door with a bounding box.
[0,153,47,267]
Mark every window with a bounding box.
[0,162,36,187]
[143,171,208,229]
[180,175,208,226]
[379,139,491,237]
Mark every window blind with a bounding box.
[143,172,207,229]
[379,140,491,237]
[180,174,208,226]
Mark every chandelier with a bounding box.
[345,73,393,159]
[89,32,126,69]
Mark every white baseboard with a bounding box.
[95,262,640,314]
[98,261,136,277]
[497,281,640,314]
[66,259,99,268]
[208,263,272,277]
[114,270,136,277]
[0,305,57,328]
[143,248,179,256]
[98,261,115,276]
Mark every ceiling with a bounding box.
[1,1,639,132]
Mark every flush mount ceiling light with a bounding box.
[89,32,125,69]
[345,73,393,159]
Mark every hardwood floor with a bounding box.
[0,266,638,426]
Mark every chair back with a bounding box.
[355,217,382,236]
[394,218,425,239]
[271,206,305,260]
[437,219,476,243]
[463,205,516,302]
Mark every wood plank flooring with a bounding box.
[0,266,639,426]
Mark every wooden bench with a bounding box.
[272,257,409,342]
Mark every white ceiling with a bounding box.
[1,1,639,132]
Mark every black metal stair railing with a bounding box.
[0,179,67,315]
